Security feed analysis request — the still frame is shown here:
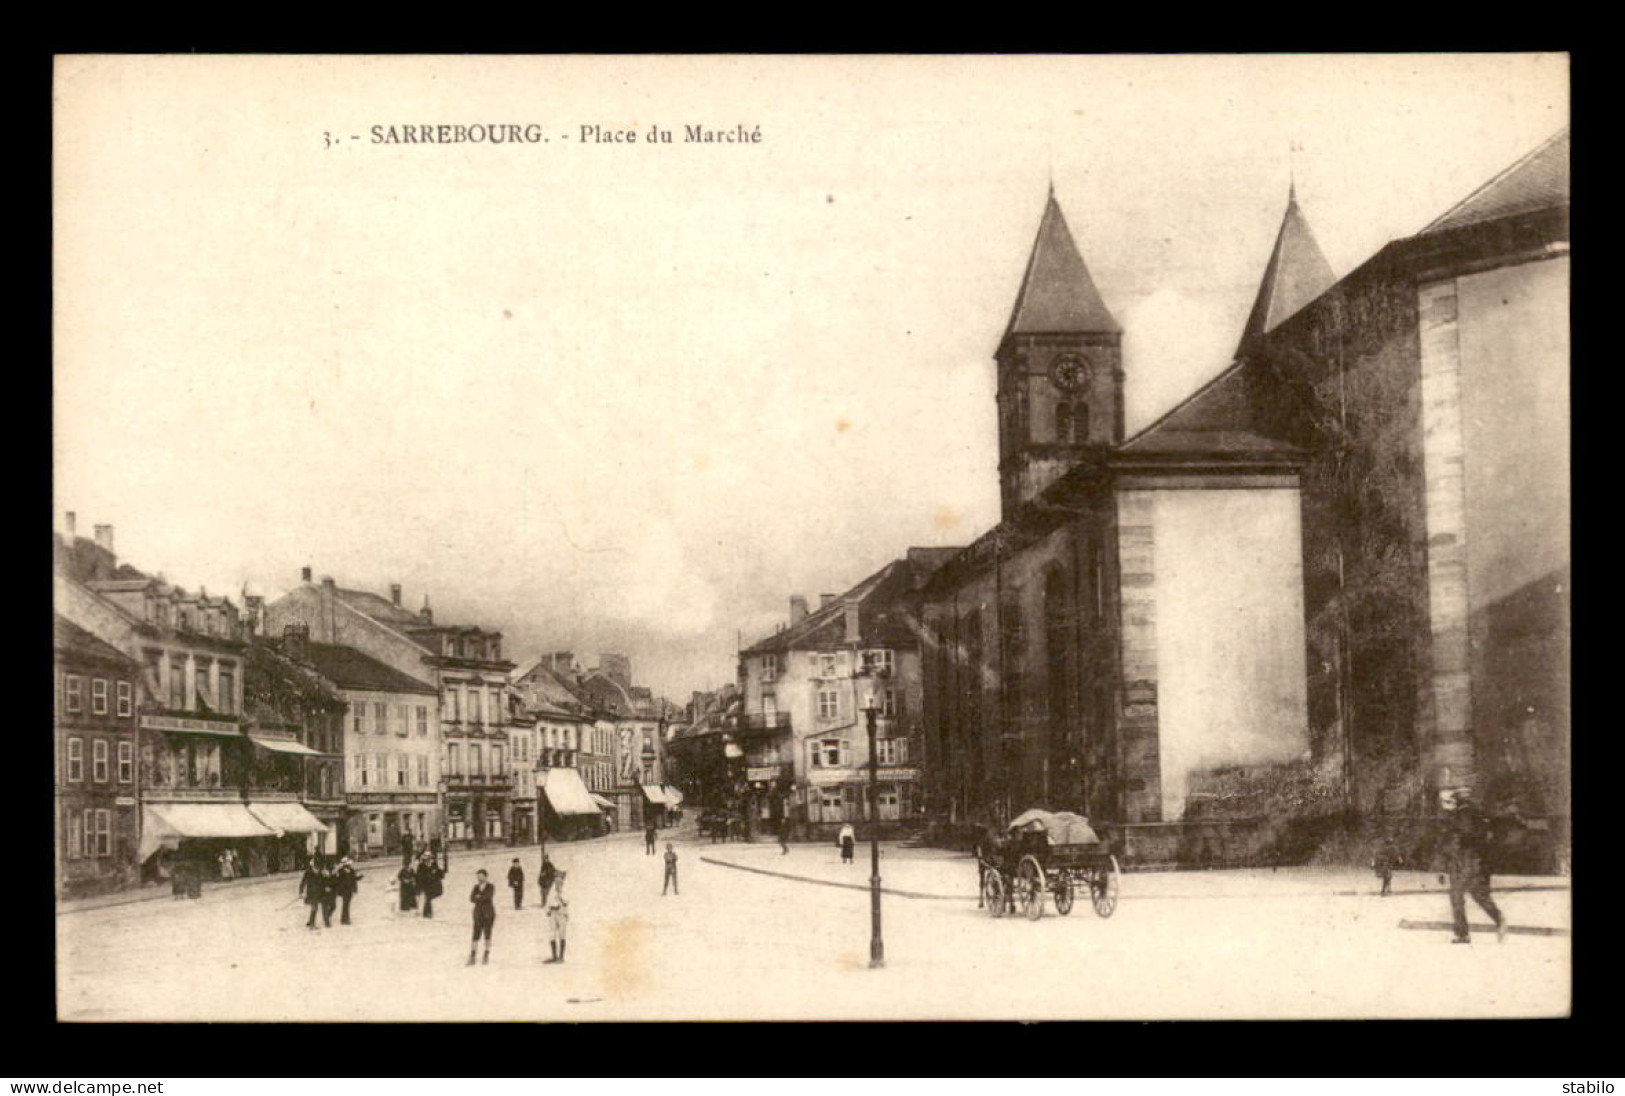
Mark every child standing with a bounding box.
[468,868,497,966]
[662,843,679,896]
[545,870,569,963]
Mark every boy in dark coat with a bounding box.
[1372,836,1400,897]
[468,869,497,965]
[507,858,525,909]
[537,854,558,908]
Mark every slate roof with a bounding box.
[295,640,439,696]
[1235,188,1338,358]
[1004,191,1121,338]
[332,586,423,627]
[1421,128,1570,235]
[54,615,137,669]
[1117,361,1308,460]
[741,553,942,657]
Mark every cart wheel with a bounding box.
[1017,856,1046,920]
[1054,876,1075,916]
[1091,855,1121,918]
[984,871,1007,918]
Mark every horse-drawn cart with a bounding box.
[979,809,1120,921]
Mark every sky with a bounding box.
[53,54,1569,700]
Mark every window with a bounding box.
[91,678,109,715]
[491,745,504,772]
[169,662,186,709]
[116,681,133,718]
[354,702,366,735]
[448,742,461,776]
[218,667,236,714]
[396,754,409,787]
[877,786,900,821]
[812,738,846,768]
[374,702,387,732]
[416,706,428,736]
[447,688,461,722]
[65,675,83,713]
[761,654,779,683]
[394,704,407,737]
[881,689,898,718]
[862,649,894,676]
[470,689,484,726]
[877,738,909,765]
[817,688,840,720]
[194,661,211,708]
[819,788,844,814]
[489,689,502,726]
[91,809,112,857]
[819,654,839,679]
[416,755,429,788]
[66,811,83,860]
[118,741,133,783]
[352,753,366,787]
[67,737,84,782]
[471,743,483,776]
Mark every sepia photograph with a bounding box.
[52,53,1570,1022]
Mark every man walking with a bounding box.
[778,816,790,855]
[334,857,360,925]
[299,857,330,930]
[417,853,444,919]
[1435,785,1507,944]
[507,858,525,910]
[662,842,680,896]
[645,820,658,855]
[544,870,569,964]
[468,868,497,966]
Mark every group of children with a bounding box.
[462,853,570,966]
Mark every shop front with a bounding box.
[138,800,279,886]
[542,767,605,840]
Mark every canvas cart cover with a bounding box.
[139,802,278,861]
[544,767,601,816]
[1007,809,1100,845]
[247,801,330,835]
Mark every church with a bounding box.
[917,130,1569,868]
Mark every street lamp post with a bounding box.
[861,690,885,969]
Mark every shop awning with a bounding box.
[247,801,330,834]
[662,785,684,806]
[249,735,324,756]
[589,793,615,811]
[640,784,670,805]
[139,802,277,861]
[542,767,601,816]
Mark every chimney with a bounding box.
[820,593,837,609]
[390,583,403,607]
[420,595,433,624]
[317,576,337,642]
[790,596,809,625]
[65,512,76,539]
[94,524,114,556]
[301,566,313,583]
[844,599,861,643]
[283,623,310,662]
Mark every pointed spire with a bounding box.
[1005,191,1121,339]
[1235,188,1336,358]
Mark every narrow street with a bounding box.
[58,821,1570,1021]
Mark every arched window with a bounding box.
[1074,402,1090,443]
[1056,401,1073,444]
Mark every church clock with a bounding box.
[1052,355,1092,392]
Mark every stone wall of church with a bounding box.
[1131,488,1311,822]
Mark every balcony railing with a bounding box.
[740,712,793,733]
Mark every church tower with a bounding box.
[997,190,1122,519]
[1234,184,1336,359]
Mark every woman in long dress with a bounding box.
[397,860,418,912]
